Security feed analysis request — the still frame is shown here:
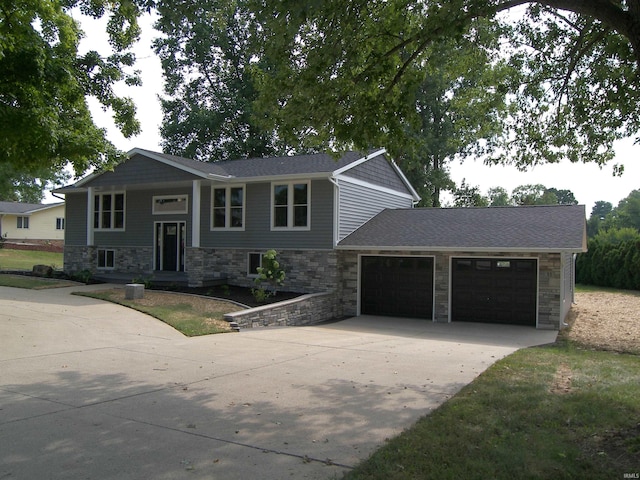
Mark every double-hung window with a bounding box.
[271,182,310,229]
[17,216,29,229]
[212,186,245,229]
[94,193,125,230]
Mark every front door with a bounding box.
[155,222,185,271]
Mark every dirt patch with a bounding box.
[563,290,640,354]
[102,288,245,316]
[550,362,573,395]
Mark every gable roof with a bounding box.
[338,205,587,252]
[55,148,419,200]
[128,148,377,178]
[0,201,64,215]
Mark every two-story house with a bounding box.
[55,148,587,329]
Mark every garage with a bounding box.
[451,258,537,326]
[360,256,434,319]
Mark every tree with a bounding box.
[487,187,511,206]
[394,21,511,207]
[249,0,640,169]
[587,200,613,236]
[453,180,489,207]
[0,164,70,203]
[0,0,149,177]
[510,184,577,205]
[153,0,290,161]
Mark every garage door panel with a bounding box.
[451,258,537,326]
[361,256,433,319]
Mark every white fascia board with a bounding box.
[389,158,421,202]
[220,172,331,183]
[334,175,416,201]
[332,148,387,176]
[25,203,65,213]
[128,148,217,179]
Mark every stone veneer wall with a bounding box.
[337,250,564,330]
[64,245,154,275]
[187,248,339,292]
[224,292,339,328]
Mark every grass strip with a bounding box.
[77,290,237,337]
[345,341,640,480]
[0,274,77,289]
[0,249,63,271]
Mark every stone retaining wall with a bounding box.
[224,291,339,329]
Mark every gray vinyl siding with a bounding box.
[83,154,201,188]
[64,192,88,245]
[337,178,413,241]
[200,179,334,249]
[346,153,410,193]
[93,188,192,247]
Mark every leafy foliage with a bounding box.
[0,163,70,202]
[252,249,285,302]
[0,0,148,177]
[249,0,640,169]
[452,182,578,207]
[577,232,640,290]
[153,0,290,161]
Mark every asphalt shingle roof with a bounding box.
[133,149,369,178]
[0,201,63,215]
[338,205,587,251]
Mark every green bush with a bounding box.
[577,228,640,290]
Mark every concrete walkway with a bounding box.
[0,284,557,479]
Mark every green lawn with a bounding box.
[0,248,63,271]
[344,340,639,479]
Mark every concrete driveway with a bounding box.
[0,284,557,479]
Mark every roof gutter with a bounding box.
[334,245,587,254]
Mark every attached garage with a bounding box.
[451,258,537,326]
[338,205,587,330]
[360,256,434,319]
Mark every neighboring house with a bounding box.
[0,201,66,244]
[54,148,587,329]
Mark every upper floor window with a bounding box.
[212,186,244,229]
[272,181,310,230]
[56,218,65,230]
[17,216,29,229]
[153,195,188,215]
[94,192,125,230]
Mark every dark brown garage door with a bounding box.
[361,256,434,319]
[451,258,537,326]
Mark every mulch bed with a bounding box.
[150,284,303,308]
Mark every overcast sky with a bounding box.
[72,12,639,214]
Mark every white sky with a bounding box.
[58,12,639,215]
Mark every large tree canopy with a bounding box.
[0,0,149,177]
[249,0,640,168]
[153,0,291,161]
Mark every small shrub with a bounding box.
[254,249,285,294]
[73,269,93,284]
[251,287,272,303]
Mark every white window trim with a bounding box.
[270,181,311,231]
[210,185,246,231]
[97,248,116,270]
[152,194,189,215]
[94,192,126,231]
[56,217,65,230]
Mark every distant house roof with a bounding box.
[0,201,64,215]
[338,205,587,252]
